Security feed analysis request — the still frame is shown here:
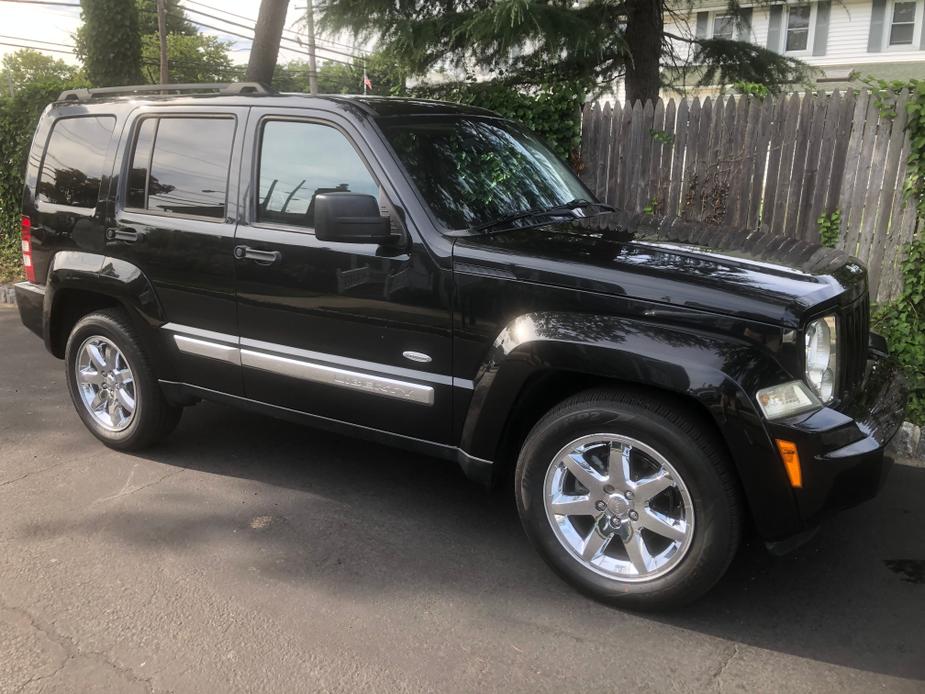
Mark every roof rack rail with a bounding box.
[58,82,276,102]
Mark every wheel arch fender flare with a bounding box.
[459,312,801,538]
[42,251,165,357]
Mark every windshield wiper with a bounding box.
[468,199,616,234]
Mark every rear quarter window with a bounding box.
[37,115,115,210]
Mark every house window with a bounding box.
[785,4,812,51]
[712,14,735,39]
[889,0,917,44]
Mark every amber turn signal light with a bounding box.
[775,439,802,488]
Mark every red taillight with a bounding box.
[21,215,35,283]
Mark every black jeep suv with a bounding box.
[14,83,906,608]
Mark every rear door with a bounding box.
[232,108,454,443]
[110,107,248,394]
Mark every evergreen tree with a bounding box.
[76,0,144,86]
[319,0,813,103]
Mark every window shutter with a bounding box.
[738,7,754,40]
[813,1,831,55]
[767,5,784,50]
[868,0,886,52]
[696,11,709,38]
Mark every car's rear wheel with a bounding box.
[65,308,181,450]
[515,388,742,609]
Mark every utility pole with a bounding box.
[247,0,288,86]
[156,0,168,85]
[304,2,318,94]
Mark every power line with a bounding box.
[180,0,368,55]
[0,1,364,71]
[0,34,73,48]
[176,5,364,63]
[0,0,80,6]
[177,0,369,58]
[0,40,74,54]
[183,18,355,68]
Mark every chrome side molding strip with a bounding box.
[164,323,440,405]
[174,335,241,365]
[240,349,435,406]
[162,322,239,345]
[240,336,453,387]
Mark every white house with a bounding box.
[662,0,925,96]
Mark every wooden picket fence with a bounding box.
[578,90,920,302]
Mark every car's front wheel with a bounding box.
[65,308,181,450]
[515,388,742,609]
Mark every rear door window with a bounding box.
[37,115,115,210]
[126,116,235,219]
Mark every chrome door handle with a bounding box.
[234,245,281,264]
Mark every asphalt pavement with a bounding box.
[1,304,923,693]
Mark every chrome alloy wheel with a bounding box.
[74,335,137,432]
[543,434,695,582]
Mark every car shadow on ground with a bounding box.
[18,399,925,682]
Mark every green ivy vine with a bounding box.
[816,210,841,248]
[865,77,925,424]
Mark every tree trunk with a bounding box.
[624,0,664,104]
[246,0,288,85]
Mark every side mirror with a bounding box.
[314,192,392,243]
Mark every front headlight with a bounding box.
[805,315,838,402]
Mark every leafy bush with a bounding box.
[0,79,86,283]
[874,240,925,424]
[866,78,925,424]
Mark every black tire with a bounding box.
[515,388,742,610]
[65,308,181,450]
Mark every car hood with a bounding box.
[451,216,868,327]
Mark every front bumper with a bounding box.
[765,345,906,529]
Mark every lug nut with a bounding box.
[595,501,606,511]
[610,516,621,527]
[629,510,639,521]
[603,485,615,494]
[625,491,634,500]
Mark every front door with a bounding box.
[233,109,454,443]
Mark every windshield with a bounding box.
[378,116,595,231]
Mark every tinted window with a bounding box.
[127,118,156,209]
[257,121,378,228]
[126,116,235,219]
[379,117,589,230]
[37,116,115,209]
